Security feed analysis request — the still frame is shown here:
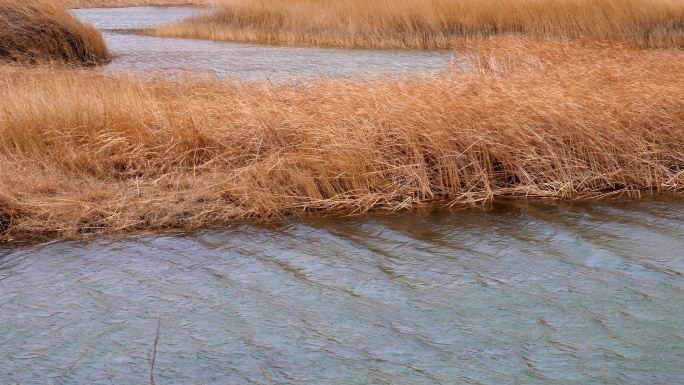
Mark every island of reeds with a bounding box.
[1,0,683,239]
[153,0,684,49]
[1,0,109,65]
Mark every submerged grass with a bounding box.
[1,38,683,239]
[154,0,684,49]
[0,0,110,65]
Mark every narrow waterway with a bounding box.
[2,196,683,384]
[71,7,454,80]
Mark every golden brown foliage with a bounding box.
[1,38,683,239]
[0,0,110,65]
[154,0,684,49]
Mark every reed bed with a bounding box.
[1,38,683,239]
[153,0,684,49]
[0,0,109,65]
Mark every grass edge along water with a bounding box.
[1,38,683,239]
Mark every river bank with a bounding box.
[2,38,683,240]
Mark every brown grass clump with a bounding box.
[153,0,684,49]
[0,0,110,65]
[1,38,683,239]
[63,0,210,8]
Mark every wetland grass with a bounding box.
[153,0,684,49]
[0,0,110,65]
[1,38,683,239]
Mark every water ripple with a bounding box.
[1,197,684,383]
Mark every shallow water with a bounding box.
[2,196,683,384]
[71,7,454,80]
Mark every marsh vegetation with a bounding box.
[154,0,684,49]
[0,0,683,238]
[0,0,109,65]
[1,39,683,238]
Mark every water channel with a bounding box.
[2,196,683,384]
[71,7,454,80]
[1,7,683,385]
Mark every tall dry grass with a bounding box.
[0,0,110,65]
[1,38,683,239]
[153,0,684,49]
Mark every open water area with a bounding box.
[1,7,683,385]
[70,7,454,80]
[2,196,684,384]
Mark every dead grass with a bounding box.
[0,0,110,65]
[63,0,210,8]
[1,38,683,239]
[153,0,684,49]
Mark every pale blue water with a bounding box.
[71,7,454,80]
[2,197,683,384]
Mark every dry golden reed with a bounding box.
[153,0,684,49]
[0,0,110,65]
[1,38,683,239]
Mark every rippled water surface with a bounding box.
[71,7,453,80]
[2,197,683,384]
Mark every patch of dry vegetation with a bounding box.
[1,38,683,239]
[63,0,210,8]
[0,0,110,65]
[153,0,684,49]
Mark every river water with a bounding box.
[71,7,454,80]
[2,196,683,384]
[2,7,683,385]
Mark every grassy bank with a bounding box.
[153,0,684,49]
[64,0,210,8]
[1,38,683,239]
[0,0,109,65]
